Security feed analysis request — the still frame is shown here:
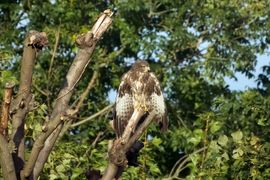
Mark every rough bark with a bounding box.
[0,134,17,180]
[0,82,16,179]
[22,9,114,179]
[102,112,156,180]
[0,82,15,137]
[9,31,47,179]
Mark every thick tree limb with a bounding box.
[10,31,47,178]
[0,134,17,180]
[32,124,63,179]
[102,112,156,180]
[0,82,15,137]
[22,9,114,179]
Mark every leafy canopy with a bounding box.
[1,0,270,179]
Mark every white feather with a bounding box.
[115,93,133,120]
[150,93,166,117]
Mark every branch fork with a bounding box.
[102,112,156,180]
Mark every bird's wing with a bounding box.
[148,72,168,131]
[113,72,134,137]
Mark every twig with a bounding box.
[74,71,99,111]
[59,71,100,139]
[169,146,207,178]
[169,154,188,177]
[76,132,104,168]
[71,104,113,127]
[200,118,209,170]
[48,26,60,78]
[0,81,15,137]
[46,26,60,109]
[176,115,188,130]
[33,82,49,96]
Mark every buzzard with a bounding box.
[113,60,168,138]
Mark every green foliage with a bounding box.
[1,0,270,179]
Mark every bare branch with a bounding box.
[47,26,61,108]
[76,132,104,168]
[22,9,114,179]
[71,104,114,127]
[59,71,101,139]
[74,71,99,111]
[169,147,207,178]
[9,31,47,178]
[48,26,61,78]
[0,82,15,138]
[32,124,63,179]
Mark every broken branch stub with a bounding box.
[0,81,15,137]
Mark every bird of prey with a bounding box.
[113,60,168,138]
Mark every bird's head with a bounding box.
[131,60,150,72]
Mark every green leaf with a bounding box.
[232,148,244,159]
[231,131,243,143]
[210,121,222,133]
[152,137,162,147]
[218,135,229,147]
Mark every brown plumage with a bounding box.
[113,60,168,137]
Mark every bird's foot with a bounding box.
[137,104,148,112]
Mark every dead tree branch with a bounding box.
[0,82,16,179]
[0,82,15,137]
[22,9,114,179]
[102,112,156,180]
[9,31,47,178]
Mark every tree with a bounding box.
[1,0,270,179]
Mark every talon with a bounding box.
[141,104,148,112]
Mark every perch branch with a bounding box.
[9,31,47,179]
[22,9,114,179]
[125,113,156,150]
[102,112,156,180]
[121,109,145,144]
